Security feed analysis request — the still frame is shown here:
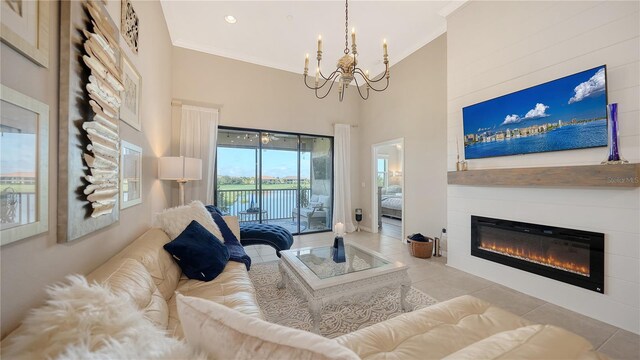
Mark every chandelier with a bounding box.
[303,0,389,102]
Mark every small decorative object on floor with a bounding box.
[433,236,442,257]
[355,208,362,232]
[407,233,433,259]
[332,222,346,263]
[602,103,628,165]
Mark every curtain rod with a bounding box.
[171,98,223,110]
[333,123,359,128]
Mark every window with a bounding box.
[215,127,333,235]
[377,157,388,187]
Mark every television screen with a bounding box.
[462,65,608,159]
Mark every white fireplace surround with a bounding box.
[446,1,639,334]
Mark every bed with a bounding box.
[378,186,402,226]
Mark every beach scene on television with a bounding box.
[462,66,608,159]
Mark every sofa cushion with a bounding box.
[442,324,603,360]
[108,228,182,300]
[87,258,168,329]
[164,220,230,282]
[176,294,360,360]
[155,201,222,241]
[166,261,263,338]
[335,295,531,360]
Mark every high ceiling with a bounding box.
[160,1,465,76]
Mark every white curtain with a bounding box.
[180,105,219,205]
[333,124,356,232]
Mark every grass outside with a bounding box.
[0,184,35,193]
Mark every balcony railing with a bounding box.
[0,191,36,230]
[216,188,312,222]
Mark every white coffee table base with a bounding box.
[277,260,411,334]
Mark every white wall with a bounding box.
[171,47,361,212]
[358,34,448,237]
[446,1,640,333]
[0,1,174,337]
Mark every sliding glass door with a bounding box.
[215,127,333,235]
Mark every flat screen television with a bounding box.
[462,65,608,159]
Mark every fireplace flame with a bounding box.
[479,240,589,277]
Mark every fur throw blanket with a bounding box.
[3,276,204,360]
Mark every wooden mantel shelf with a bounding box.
[447,163,640,188]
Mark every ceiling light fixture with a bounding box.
[303,0,389,102]
[224,15,237,24]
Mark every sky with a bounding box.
[0,133,36,175]
[217,147,311,178]
[463,66,607,135]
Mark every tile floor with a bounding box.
[248,230,640,360]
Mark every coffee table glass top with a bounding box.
[294,244,390,279]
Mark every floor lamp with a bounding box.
[158,156,202,206]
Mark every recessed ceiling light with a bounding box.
[224,15,237,24]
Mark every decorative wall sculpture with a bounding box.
[82,0,123,217]
[121,0,139,53]
[58,0,121,242]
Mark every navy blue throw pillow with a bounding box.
[163,220,230,281]
[205,205,225,216]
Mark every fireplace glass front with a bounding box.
[471,216,604,293]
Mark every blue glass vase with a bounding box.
[602,103,628,164]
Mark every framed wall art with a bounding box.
[59,0,121,242]
[0,84,49,246]
[120,53,142,130]
[1,0,50,67]
[120,140,142,209]
[463,65,608,159]
[121,0,139,53]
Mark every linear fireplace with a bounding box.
[471,216,604,293]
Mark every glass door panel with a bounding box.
[299,136,333,233]
[260,132,299,233]
[215,129,259,221]
[216,128,333,235]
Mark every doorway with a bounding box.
[371,138,404,241]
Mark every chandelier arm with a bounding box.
[353,75,370,100]
[306,69,341,90]
[354,67,389,84]
[316,70,342,90]
[367,77,390,92]
[303,75,319,90]
[315,75,339,99]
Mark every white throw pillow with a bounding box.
[176,294,360,360]
[2,276,203,360]
[155,201,222,241]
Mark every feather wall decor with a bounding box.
[81,0,124,218]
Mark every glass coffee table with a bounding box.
[277,242,410,334]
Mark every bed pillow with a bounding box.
[155,201,222,241]
[163,220,229,281]
[176,294,360,360]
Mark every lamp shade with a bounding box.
[158,156,202,181]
